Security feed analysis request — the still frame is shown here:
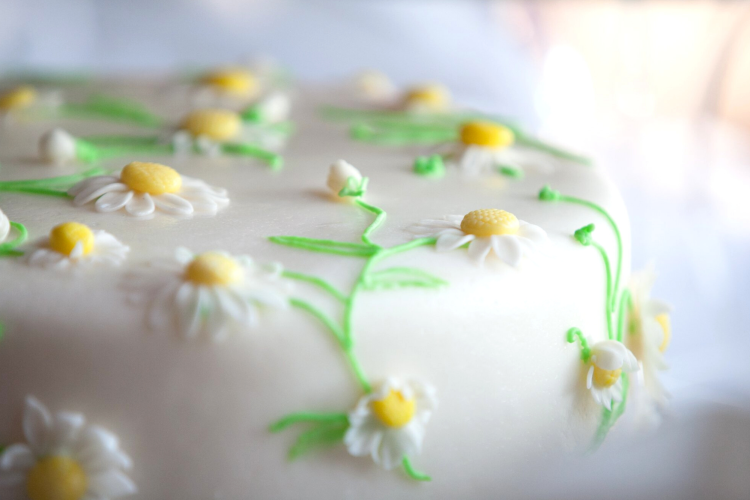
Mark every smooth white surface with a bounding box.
[0,83,630,498]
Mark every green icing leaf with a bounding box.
[288,421,349,460]
[498,164,523,179]
[574,223,596,246]
[538,184,561,201]
[413,155,445,178]
[269,236,377,257]
[338,176,369,198]
[363,267,447,291]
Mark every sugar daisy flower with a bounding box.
[127,247,290,341]
[0,85,62,121]
[27,222,129,270]
[170,107,288,157]
[586,340,640,410]
[626,267,672,407]
[344,378,437,470]
[442,121,556,177]
[410,209,547,267]
[68,161,229,218]
[0,395,136,500]
[397,83,451,114]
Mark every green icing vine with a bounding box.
[269,184,444,481]
[0,167,107,198]
[0,222,28,257]
[413,155,445,178]
[540,185,630,448]
[59,95,165,128]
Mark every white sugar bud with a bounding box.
[39,128,77,164]
[327,160,362,196]
[0,208,9,242]
[258,92,291,123]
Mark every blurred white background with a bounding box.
[2,0,749,497]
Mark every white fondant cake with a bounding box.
[0,77,671,499]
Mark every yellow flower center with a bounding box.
[404,85,449,111]
[593,366,622,388]
[460,121,515,148]
[0,85,37,111]
[371,389,416,428]
[655,313,671,353]
[49,222,94,257]
[460,209,519,237]
[185,252,242,286]
[202,69,258,97]
[26,455,87,500]
[180,109,241,142]
[120,161,182,195]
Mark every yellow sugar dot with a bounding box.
[26,456,87,500]
[185,252,242,286]
[655,313,671,353]
[404,85,449,111]
[460,121,514,148]
[461,209,519,237]
[181,109,241,142]
[371,389,416,428]
[120,161,182,195]
[49,222,94,257]
[202,69,258,97]
[593,366,622,388]
[0,86,37,111]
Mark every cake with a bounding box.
[0,71,671,499]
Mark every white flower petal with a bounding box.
[23,396,52,456]
[48,411,85,454]
[125,193,155,217]
[74,182,128,207]
[68,176,119,197]
[95,190,133,213]
[174,247,194,264]
[87,470,137,497]
[153,193,194,216]
[591,340,630,371]
[517,221,548,246]
[490,235,523,267]
[467,238,492,264]
[435,231,474,252]
[0,444,34,471]
[175,283,204,338]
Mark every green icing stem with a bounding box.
[498,165,523,179]
[351,124,456,145]
[59,95,164,128]
[269,236,377,257]
[0,222,27,256]
[592,241,614,340]
[355,199,386,247]
[591,373,630,450]
[221,143,283,170]
[558,194,622,312]
[566,327,591,363]
[402,457,431,481]
[283,271,347,303]
[0,167,107,198]
[290,298,370,392]
[617,289,632,343]
[269,412,349,433]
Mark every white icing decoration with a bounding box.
[0,208,9,243]
[126,248,290,341]
[26,229,130,270]
[38,128,77,165]
[626,267,672,415]
[326,159,362,196]
[354,70,396,100]
[446,143,556,177]
[256,91,291,124]
[586,340,639,410]
[344,378,437,470]
[0,395,137,499]
[68,173,229,218]
[410,215,548,267]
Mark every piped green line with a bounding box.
[355,198,386,247]
[515,133,592,166]
[402,457,431,481]
[283,271,347,303]
[269,412,349,433]
[592,241,614,340]
[591,373,629,450]
[0,222,28,256]
[566,327,591,363]
[289,298,345,345]
[221,143,283,170]
[617,289,632,343]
